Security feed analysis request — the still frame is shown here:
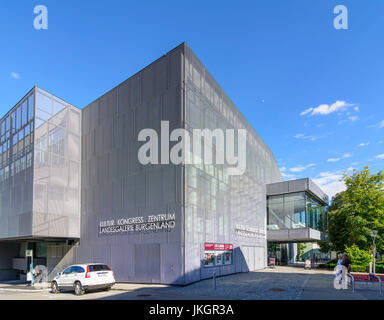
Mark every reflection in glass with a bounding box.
[267,192,327,232]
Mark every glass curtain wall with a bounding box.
[267,192,327,231]
[0,89,35,238]
[184,46,283,246]
[32,87,81,238]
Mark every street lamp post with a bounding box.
[370,230,378,274]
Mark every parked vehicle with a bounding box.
[51,263,115,295]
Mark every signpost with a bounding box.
[370,230,377,274]
[26,250,34,286]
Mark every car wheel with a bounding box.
[74,282,84,296]
[51,281,60,294]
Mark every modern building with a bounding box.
[266,178,329,264]
[0,87,81,280]
[0,43,328,284]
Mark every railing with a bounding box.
[348,273,382,294]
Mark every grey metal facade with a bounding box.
[73,43,283,284]
[0,43,293,284]
[183,45,283,282]
[75,44,185,284]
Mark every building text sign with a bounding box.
[204,243,233,251]
[99,213,176,235]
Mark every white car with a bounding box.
[51,263,115,295]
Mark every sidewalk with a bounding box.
[1,267,383,300]
[0,280,50,292]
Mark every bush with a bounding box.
[375,264,384,273]
[350,264,368,273]
[345,244,372,265]
[317,262,336,269]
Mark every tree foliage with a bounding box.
[327,166,384,253]
[345,244,372,265]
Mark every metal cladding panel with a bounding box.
[267,178,329,205]
[134,244,161,283]
[266,181,289,195]
[0,89,35,239]
[288,179,308,193]
[32,88,81,238]
[308,179,329,204]
[267,228,325,242]
[76,44,185,284]
[183,44,283,282]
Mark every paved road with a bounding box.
[0,267,382,300]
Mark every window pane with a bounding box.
[28,94,34,121]
[21,100,27,126]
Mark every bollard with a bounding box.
[213,272,216,290]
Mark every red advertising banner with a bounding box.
[204,243,233,251]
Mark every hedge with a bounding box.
[318,263,384,273]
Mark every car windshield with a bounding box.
[63,267,72,274]
[89,264,110,272]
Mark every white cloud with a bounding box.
[358,142,370,147]
[300,108,313,116]
[294,133,327,141]
[279,167,287,172]
[368,120,384,129]
[10,72,20,79]
[300,101,353,116]
[282,172,296,180]
[327,153,351,162]
[289,163,315,173]
[312,171,346,199]
[376,154,384,160]
[348,116,359,122]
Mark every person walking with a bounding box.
[342,254,351,289]
[334,255,344,288]
[342,254,351,272]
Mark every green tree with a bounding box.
[345,244,372,265]
[327,166,384,253]
[296,243,305,260]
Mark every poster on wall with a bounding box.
[204,243,233,268]
[204,252,215,267]
[215,252,223,265]
[224,251,232,265]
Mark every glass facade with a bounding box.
[0,89,35,238]
[32,88,81,238]
[184,47,282,246]
[0,87,81,239]
[183,44,283,281]
[267,192,327,232]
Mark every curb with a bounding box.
[0,287,50,293]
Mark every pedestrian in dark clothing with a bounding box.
[342,254,351,272]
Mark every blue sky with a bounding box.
[1,0,383,198]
